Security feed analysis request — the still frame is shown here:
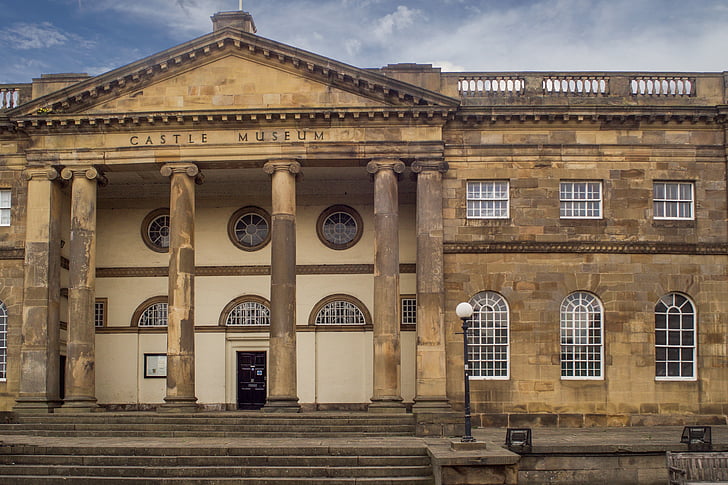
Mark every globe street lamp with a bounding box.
[456,301,475,443]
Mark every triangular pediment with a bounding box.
[9,27,459,119]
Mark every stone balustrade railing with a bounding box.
[446,72,723,105]
[0,84,31,110]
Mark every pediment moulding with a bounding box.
[7,28,459,119]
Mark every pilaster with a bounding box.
[411,160,451,412]
[14,168,62,413]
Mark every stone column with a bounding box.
[14,168,62,413]
[263,160,301,412]
[411,160,451,412]
[160,163,202,412]
[59,166,105,411]
[366,159,406,413]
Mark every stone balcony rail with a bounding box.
[0,84,32,111]
[445,72,725,106]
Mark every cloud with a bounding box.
[372,5,419,39]
[0,22,69,49]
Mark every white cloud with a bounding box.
[372,5,419,39]
[0,22,69,49]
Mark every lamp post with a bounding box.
[456,301,475,443]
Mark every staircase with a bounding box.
[2,412,416,437]
[0,413,434,484]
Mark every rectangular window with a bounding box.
[466,181,509,219]
[400,296,416,326]
[0,190,10,226]
[94,298,107,328]
[654,181,694,220]
[560,181,602,219]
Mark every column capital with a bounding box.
[160,163,204,184]
[411,160,449,174]
[263,159,301,176]
[366,159,405,175]
[24,167,59,181]
[60,166,108,186]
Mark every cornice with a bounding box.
[96,263,416,278]
[444,241,728,255]
[451,106,725,125]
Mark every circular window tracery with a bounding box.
[316,205,363,250]
[141,209,170,253]
[228,207,271,251]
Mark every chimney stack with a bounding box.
[211,11,257,34]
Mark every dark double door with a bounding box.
[236,351,267,409]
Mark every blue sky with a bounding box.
[1,0,727,83]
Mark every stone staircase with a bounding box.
[1,412,417,437]
[0,443,434,484]
[0,413,434,483]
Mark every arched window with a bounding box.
[132,297,168,327]
[0,301,7,380]
[221,296,270,326]
[655,293,696,380]
[310,295,370,326]
[469,291,509,379]
[560,292,603,379]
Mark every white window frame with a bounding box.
[0,189,10,227]
[400,296,417,326]
[94,299,107,328]
[468,291,510,380]
[314,300,366,326]
[655,293,697,381]
[466,181,509,219]
[138,302,168,327]
[560,292,603,380]
[653,181,694,220]
[560,181,602,219]
[0,301,6,381]
[226,300,270,326]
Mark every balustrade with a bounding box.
[542,76,608,96]
[0,85,30,110]
[458,76,525,96]
[630,76,694,96]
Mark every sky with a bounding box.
[1,0,728,84]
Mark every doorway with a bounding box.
[236,351,267,410]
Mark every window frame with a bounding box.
[94,298,107,328]
[559,181,603,219]
[219,295,271,327]
[560,292,604,380]
[141,208,170,253]
[466,180,510,219]
[400,295,417,327]
[653,181,695,220]
[227,206,271,252]
[131,296,168,329]
[468,291,510,380]
[0,189,11,227]
[309,294,371,327]
[316,205,364,250]
[655,293,697,381]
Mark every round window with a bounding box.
[141,209,170,252]
[228,207,271,251]
[316,205,363,250]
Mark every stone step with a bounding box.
[0,454,432,467]
[0,477,435,484]
[0,430,413,438]
[0,464,433,478]
[4,423,416,432]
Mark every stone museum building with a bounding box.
[0,10,726,426]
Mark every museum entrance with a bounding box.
[236,351,267,410]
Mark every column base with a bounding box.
[368,398,407,414]
[158,397,199,413]
[412,397,452,413]
[13,398,63,414]
[57,397,98,413]
[263,397,301,413]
